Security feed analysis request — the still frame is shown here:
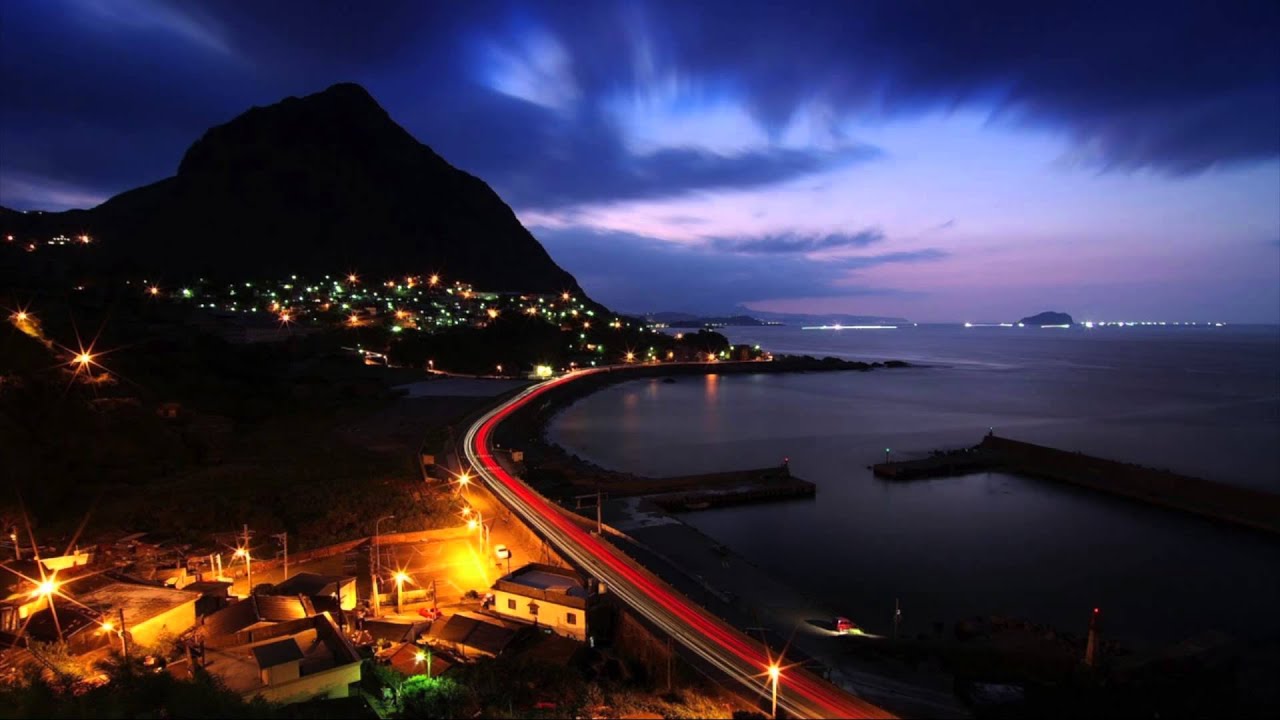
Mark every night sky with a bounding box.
[2,1,1277,321]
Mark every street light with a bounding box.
[414,648,432,677]
[233,547,252,595]
[767,664,781,719]
[394,572,410,614]
[375,515,395,579]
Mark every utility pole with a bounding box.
[1085,607,1100,667]
[666,637,673,692]
[118,608,129,660]
[9,529,20,561]
[893,597,902,640]
[240,524,253,594]
[273,532,288,582]
[596,489,603,534]
[369,544,381,617]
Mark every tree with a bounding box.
[398,675,472,719]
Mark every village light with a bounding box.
[147,286,160,296]
[394,571,410,613]
[429,274,439,286]
[32,579,57,597]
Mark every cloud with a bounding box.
[481,27,580,111]
[0,171,110,210]
[711,229,886,254]
[536,225,943,313]
[69,0,233,56]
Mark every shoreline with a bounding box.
[489,359,979,716]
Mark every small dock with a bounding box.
[874,435,1280,535]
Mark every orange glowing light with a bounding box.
[73,351,93,366]
[394,571,410,586]
[467,518,478,531]
[486,308,498,319]
[395,310,409,320]
[625,352,635,362]
[428,274,440,286]
[347,273,359,284]
[561,292,571,301]
[32,579,57,597]
[279,312,292,324]
[147,286,160,296]
[14,311,28,322]
[100,620,115,633]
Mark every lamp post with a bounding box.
[394,572,409,615]
[768,664,781,720]
[233,547,252,596]
[414,649,432,677]
[884,447,891,464]
[375,515,395,579]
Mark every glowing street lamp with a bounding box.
[767,664,781,719]
[414,648,432,677]
[147,286,160,297]
[428,274,439,286]
[347,273,359,285]
[15,311,29,322]
[233,547,252,594]
[32,579,57,598]
[394,571,410,614]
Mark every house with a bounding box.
[76,583,201,650]
[425,611,519,659]
[272,573,358,613]
[185,581,233,617]
[490,563,592,642]
[1,583,200,654]
[200,594,315,647]
[382,640,453,678]
[195,613,361,705]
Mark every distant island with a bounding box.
[1019,311,1074,326]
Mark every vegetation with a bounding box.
[0,655,279,720]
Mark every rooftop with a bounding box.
[273,573,354,598]
[493,563,589,607]
[201,614,358,696]
[77,583,200,621]
[252,638,304,669]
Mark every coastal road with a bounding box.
[463,365,895,719]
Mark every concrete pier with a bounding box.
[873,435,1280,535]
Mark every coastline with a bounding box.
[488,359,976,716]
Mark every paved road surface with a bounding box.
[464,365,895,719]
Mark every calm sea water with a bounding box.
[548,324,1280,647]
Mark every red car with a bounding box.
[836,617,863,634]
[418,606,442,621]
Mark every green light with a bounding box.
[181,288,192,298]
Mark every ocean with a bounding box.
[547,324,1280,647]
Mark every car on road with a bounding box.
[836,617,864,635]
[494,544,511,559]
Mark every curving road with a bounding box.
[463,366,895,719]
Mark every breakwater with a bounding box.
[873,435,1280,535]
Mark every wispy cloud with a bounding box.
[711,229,886,254]
[481,28,579,111]
[70,0,233,56]
[0,172,108,211]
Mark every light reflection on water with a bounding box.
[549,325,1280,646]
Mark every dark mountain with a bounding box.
[0,83,581,294]
[1018,311,1074,326]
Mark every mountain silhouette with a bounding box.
[1,83,581,294]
